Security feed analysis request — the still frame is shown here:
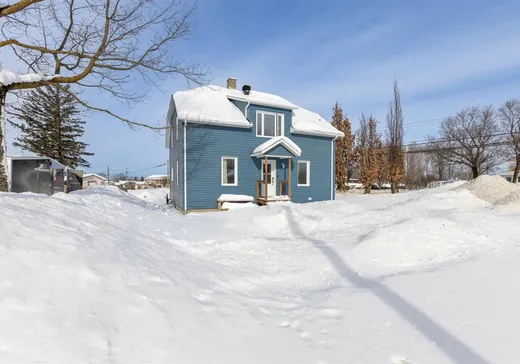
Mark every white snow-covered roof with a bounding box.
[221,87,298,110]
[83,173,107,180]
[173,87,251,128]
[145,174,168,180]
[7,154,67,169]
[291,107,345,138]
[251,136,302,157]
[170,84,342,137]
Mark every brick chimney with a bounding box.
[227,77,237,90]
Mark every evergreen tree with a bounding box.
[8,85,93,168]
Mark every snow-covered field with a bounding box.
[1,178,520,363]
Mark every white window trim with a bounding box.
[221,156,238,186]
[297,160,310,187]
[176,118,179,141]
[256,111,284,138]
[176,159,179,187]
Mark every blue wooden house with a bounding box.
[165,78,344,213]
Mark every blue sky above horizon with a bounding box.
[4,0,520,176]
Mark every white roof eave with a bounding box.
[184,117,252,129]
[290,128,344,138]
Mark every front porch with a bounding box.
[254,156,292,205]
[251,136,301,206]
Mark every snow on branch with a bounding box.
[0,68,57,86]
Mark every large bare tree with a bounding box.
[438,106,503,179]
[497,99,520,183]
[386,79,405,193]
[0,0,205,191]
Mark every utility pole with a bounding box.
[106,165,110,183]
[125,167,129,181]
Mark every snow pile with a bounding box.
[0,68,56,86]
[217,194,254,202]
[128,187,169,205]
[495,189,520,207]
[457,175,519,204]
[221,201,257,210]
[2,185,520,363]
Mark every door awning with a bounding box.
[250,136,302,157]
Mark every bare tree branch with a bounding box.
[0,0,42,18]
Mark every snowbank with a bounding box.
[457,175,519,204]
[221,201,257,210]
[128,187,169,205]
[1,184,520,363]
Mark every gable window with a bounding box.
[297,161,310,186]
[221,157,238,186]
[256,111,283,137]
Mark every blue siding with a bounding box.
[169,100,185,211]
[266,143,294,157]
[289,134,334,203]
[230,99,248,116]
[184,102,335,210]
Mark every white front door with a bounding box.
[261,160,277,197]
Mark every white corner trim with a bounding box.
[221,156,238,186]
[331,136,338,200]
[297,160,310,187]
[184,118,187,211]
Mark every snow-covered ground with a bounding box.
[127,187,169,205]
[1,179,520,363]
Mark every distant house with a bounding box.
[135,181,146,189]
[165,78,344,213]
[83,173,106,188]
[501,170,520,183]
[144,174,168,188]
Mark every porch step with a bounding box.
[256,195,291,205]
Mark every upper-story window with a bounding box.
[256,111,284,138]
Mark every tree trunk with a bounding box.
[513,155,520,184]
[364,186,371,194]
[0,87,9,192]
[390,182,396,194]
[471,166,479,179]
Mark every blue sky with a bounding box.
[5,0,520,176]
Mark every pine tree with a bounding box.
[8,85,93,168]
[331,102,357,191]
